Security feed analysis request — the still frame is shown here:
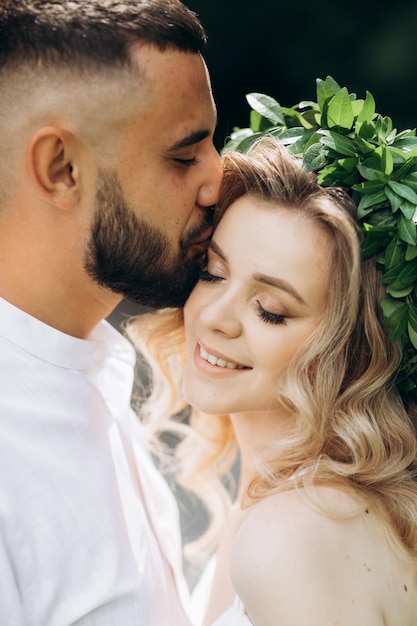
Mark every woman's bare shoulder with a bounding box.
[230,486,415,626]
[232,486,368,575]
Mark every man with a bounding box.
[0,1,221,624]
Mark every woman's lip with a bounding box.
[193,342,250,377]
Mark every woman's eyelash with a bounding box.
[197,276,287,324]
[199,269,222,282]
[256,301,287,325]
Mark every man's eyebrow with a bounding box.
[210,240,306,306]
[168,129,211,150]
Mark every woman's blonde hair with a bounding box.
[128,136,417,561]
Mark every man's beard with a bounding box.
[84,170,213,308]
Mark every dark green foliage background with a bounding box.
[184,0,417,150]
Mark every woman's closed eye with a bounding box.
[256,301,287,325]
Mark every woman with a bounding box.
[129,136,417,625]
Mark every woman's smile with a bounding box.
[193,342,250,376]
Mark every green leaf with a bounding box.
[246,93,285,126]
[388,180,417,204]
[316,76,341,111]
[357,189,388,212]
[277,128,315,156]
[303,143,329,171]
[249,110,275,133]
[353,135,375,155]
[384,184,403,212]
[402,173,417,190]
[384,235,405,271]
[361,230,389,258]
[408,323,417,349]
[392,136,417,151]
[408,304,417,349]
[339,169,360,185]
[277,127,309,145]
[364,210,396,229]
[375,115,393,140]
[357,120,376,141]
[381,147,394,176]
[337,157,358,171]
[387,285,414,297]
[326,88,355,130]
[298,111,317,130]
[298,100,317,110]
[398,214,417,245]
[382,301,408,340]
[394,158,417,182]
[223,127,254,151]
[352,180,385,195]
[319,130,357,156]
[224,131,263,153]
[249,110,261,132]
[317,164,340,185]
[351,99,365,119]
[357,159,387,182]
[405,244,417,261]
[382,258,417,288]
[399,201,417,220]
[380,297,406,318]
[357,91,376,124]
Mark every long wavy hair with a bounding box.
[128,136,417,561]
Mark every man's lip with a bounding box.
[187,228,212,260]
[190,226,213,247]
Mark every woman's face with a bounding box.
[183,193,330,417]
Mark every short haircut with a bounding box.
[0,0,207,73]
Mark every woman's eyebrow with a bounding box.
[210,239,306,306]
[253,273,306,306]
[208,239,227,261]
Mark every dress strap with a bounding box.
[233,595,245,614]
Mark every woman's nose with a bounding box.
[199,291,242,338]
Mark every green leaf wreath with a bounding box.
[223,76,417,405]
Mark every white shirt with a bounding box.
[0,297,192,626]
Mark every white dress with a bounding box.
[190,553,252,626]
[210,596,252,625]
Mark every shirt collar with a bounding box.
[0,297,135,371]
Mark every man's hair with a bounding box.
[0,0,207,73]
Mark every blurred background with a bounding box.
[184,0,417,150]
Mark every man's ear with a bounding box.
[28,127,81,209]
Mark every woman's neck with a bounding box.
[230,408,295,505]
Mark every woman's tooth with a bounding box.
[207,354,218,365]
